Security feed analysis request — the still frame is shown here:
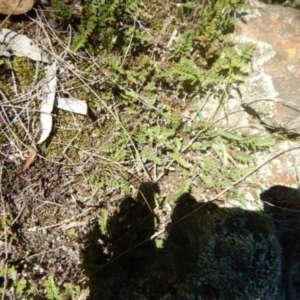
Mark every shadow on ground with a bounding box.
[261,185,300,300]
[82,183,300,299]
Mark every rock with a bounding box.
[164,196,283,300]
[261,185,300,300]
[234,0,300,134]
[0,0,35,15]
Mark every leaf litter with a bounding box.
[0,28,88,145]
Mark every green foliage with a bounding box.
[0,267,80,299]
[99,209,109,235]
[192,128,275,191]
[51,0,75,24]
[72,0,99,52]
[15,277,29,295]
[101,131,130,162]
[45,276,62,300]
[51,0,261,186]
[210,130,274,155]
[170,151,191,169]
[163,37,253,93]
[159,0,252,93]
[228,165,256,181]
[134,123,177,146]
[173,30,196,59]
[141,146,162,165]
[170,181,193,203]
[45,276,80,300]
[199,0,242,37]
[72,0,142,53]
[0,267,35,299]
[233,134,275,151]
[202,155,214,175]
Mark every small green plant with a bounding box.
[196,130,274,190]
[72,0,143,53]
[99,209,109,235]
[51,0,75,24]
[170,180,193,203]
[45,276,80,300]
[160,0,253,95]
[0,265,36,299]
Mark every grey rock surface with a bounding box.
[234,0,300,134]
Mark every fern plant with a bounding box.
[51,0,75,25]
[72,0,99,52]
[159,0,251,95]
[72,0,142,53]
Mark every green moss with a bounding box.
[12,57,38,88]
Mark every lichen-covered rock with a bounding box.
[163,195,283,300]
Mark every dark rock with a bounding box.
[163,195,283,300]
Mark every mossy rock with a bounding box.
[164,197,283,300]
